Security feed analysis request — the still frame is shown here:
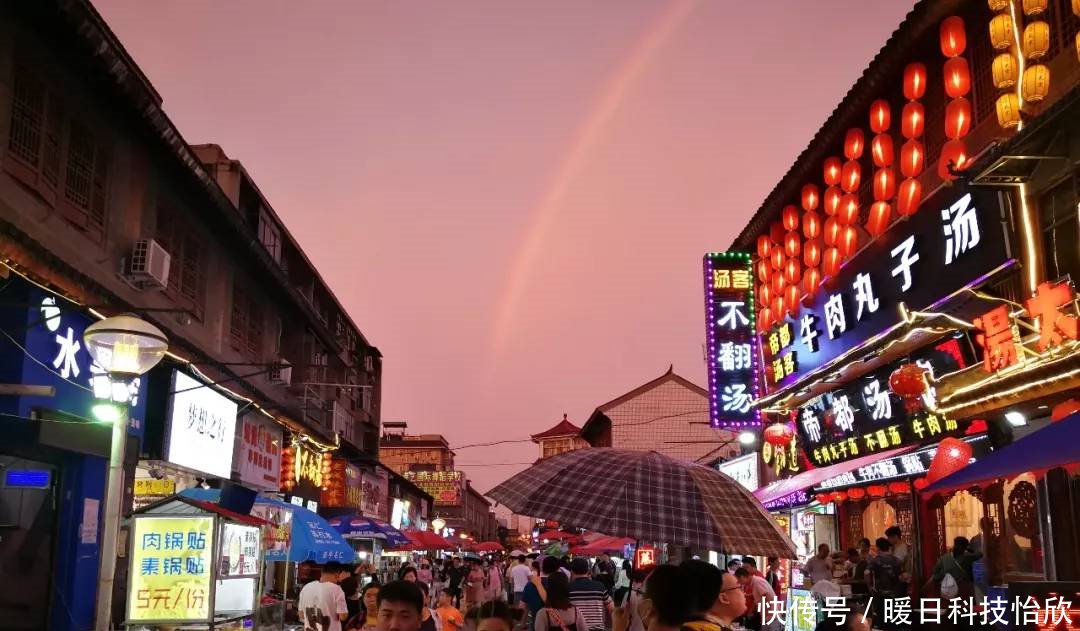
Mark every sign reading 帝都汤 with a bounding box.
[703,252,760,429]
[403,470,463,506]
[127,515,214,622]
[762,187,1014,394]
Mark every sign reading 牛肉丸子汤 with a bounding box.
[703,252,760,429]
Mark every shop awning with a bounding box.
[753,446,917,505]
[924,412,1080,494]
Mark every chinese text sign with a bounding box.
[703,252,760,429]
[128,516,215,622]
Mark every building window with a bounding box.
[362,387,373,413]
[1039,174,1079,283]
[230,279,264,358]
[258,210,282,263]
[156,202,206,319]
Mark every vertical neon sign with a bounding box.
[703,252,760,429]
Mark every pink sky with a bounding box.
[94,0,911,492]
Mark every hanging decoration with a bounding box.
[989,13,1015,50]
[996,93,1022,129]
[840,226,858,258]
[899,62,925,215]
[801,183,820,211]
[871,133,894,168]
[824,186,842,216]
[823,246,841,277]
[945,97,973,139]
[841,158,862,193]
[803,266,822,299]
[847,487,867,500]
[888,481,910,495]
[763,423,796,446]
[802,238,822,268]
[992,53,1019,88]
[1021,64,1050,102]
[785,231,802,258]
[830,491,847,503]
[939,17,970,181]
[757,235,772,259]
[823,157,842,186]
[815,493,831,505]
[869,99,891,133]
[867,201,891,237]
[897,178,922,217]
[866,97,895,241]
[802,209,821,240]
[1022,0,1047,15]
[824,216,841,246]
[838,193,860,225]
[1022,20,1050,60]
[913,477,930,491]
[782,205,800,232]
[889,363,930,413]
[925,437,973,485]
[867,485,887,499]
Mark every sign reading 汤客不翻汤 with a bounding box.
[763,187,1014,393]
[703,252,761,429]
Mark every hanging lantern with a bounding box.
[771,246,785,271]
[772,295,785,319]
[803,266,821,298]
[938,139,969,180]
[840,226,858,258]
[763,423,795,446]
[889,363,929,412]
[815,493,831,505]
[782,205,800,232]
[867,201,892,237]
[1023,21,1050,59]
[802,209,822,240]
[838,194,859,225]
[758,307,773,332]
[926,437,974,485]
[784,283,800,315]
[989,0,1010,9]
[847,487,867,500]
[945,97,972,139]
[888,481,910,495]
[897,178,922,216]
[772,270,786,295]
[901,101,925,139]
[1021,64,1050,102]
[801,183,820,211]
[943,57,972,98]
[841,160,861,193]
[784,231,801,258]
[903,63,927,100]
[769,221,786,245]
[757,258,771,283]
[871,133,894,167]
[1023,0,1048,14]
[992,53,1019,89]
[823,246,841,277]
[759,283,771,306]
[802,238,822,267]
[824,186,842,216]
[1051,398,1080,422]
[823,216,841,246]
[823,157,843,186]
[784,257,802,284]
[996,93,1023,128]
[900,139,925,178]
[867,485,887,499]
[757,234,772,259]
[913,477,930,491]
[830,491,847,503]
[1073,0,1080,16]
[990,14,1015,50]
[844,128,865,160]
[873,168,896,201]
[869,99,891,133]
[940,16,967,57]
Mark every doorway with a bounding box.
[0,455,57,630]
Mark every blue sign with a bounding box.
[4,469,52,488]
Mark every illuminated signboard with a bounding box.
[127,515,214,622]
[761,490,811,511]
[703,252,760,429]
[795,339,972,467]
[763,188,1013,393]
[814,434,990,491]
[403,470,464,506]
[717,453,759,491]
[166,371,239,479]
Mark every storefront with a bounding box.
[0,273,148,631]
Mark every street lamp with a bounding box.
[431,517,446,532]
[738,431,757,445]
[86,314,167,631]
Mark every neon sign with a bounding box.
[703,252,760,429]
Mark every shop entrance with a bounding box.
[0,455,57,630]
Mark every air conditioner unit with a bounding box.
[267,359,292,386]
[122,239,171,290]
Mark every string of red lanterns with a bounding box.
[939,16,971,181]
[867,98,894,237]
[898,62,926,216]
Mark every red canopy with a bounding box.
[571,535,633,556]
[397,529,456,550]
[474,541,504,553]
[537,529,577,541]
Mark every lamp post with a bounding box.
[431,517,446,533]
[84,314,168,631]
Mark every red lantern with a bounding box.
[940,16,967,57]
[823,157,843,186]
[757,235,772,259]
[784,257,802,284]
[871,133,894,167]
[823,247,841,277]
[763,423,796,446]
[867,485,887,498]
[844,128,865,160]
[771,271,786,295]
[758,307,773,332]
[784,231,801,258]
[944,57,971,98]
[784,283,800,315]
[1052,399,1080,422]
[873,168,896,201]
[823,217,841,246]
[759,282,771,306]
[840,226,858,258]
[869,99,891,133]
[913,478,930,491]
[757,258,771,283]
[782,205,800,232]
[901,102,925,139]
[815,493,831,505]
[889,363,928,397]
[824,186,842,216]
[888,481,910,495]
[801,183,820,211]
[838,194,859,225]
[769,221,786,245]
[772,295,785,320]
[897,178,922,216]
[938,139,969,180]
[846,487,867,500]
[802,238,822,267]
[771,247,785,271]
[903,63,927,100]
[945,97,972,139]
[830,491,847,503]
[803,266,821,298]
[867,201,892,237]
[802,209,822,240]
[900,139,925,178]
[841,160,861,193]
[926,437,973,485]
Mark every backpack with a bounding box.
[939,555,965,599]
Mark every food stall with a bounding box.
[125,496,266,630]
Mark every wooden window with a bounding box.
[156,202,206,319]
[230,279,264,358]
[5,68,65,207]
[257,210,282,263]
[1039,174,1080,283]
[58,120,108,240]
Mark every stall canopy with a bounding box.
[753,446,916,505]
[327,514,410,546]
[401,529,456,550]
[180,488,354,563]
[924,412,1080,494]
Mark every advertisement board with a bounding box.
[220,522,261,577]
[127,515,215,622]
[716,453,759,491]
[403,470,464,506]
[361,468,388,518]
[702,252,760,429]
[166,371,238,478]
[235,414,282,490]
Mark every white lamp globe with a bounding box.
[83,314,168,379]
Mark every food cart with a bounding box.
[124,495,267,630]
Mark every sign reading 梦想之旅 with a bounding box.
[165,370,239,479]
[762,187,1014,394]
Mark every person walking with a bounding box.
[735,567,780,631]
[763,558,783,601]
[447,558,467,609]
[299,562,351,631]
[535,572,588,631]
[523,557,560,631]
[465,560,486,609]
[568,558,613,631]
[680,559,746,631]
[509,555,533,608]
[864,538,903,631]
[486,559,505,603]
[925,536,979,601]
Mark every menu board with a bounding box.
[220,522,261,577]
[127,516,214,622]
